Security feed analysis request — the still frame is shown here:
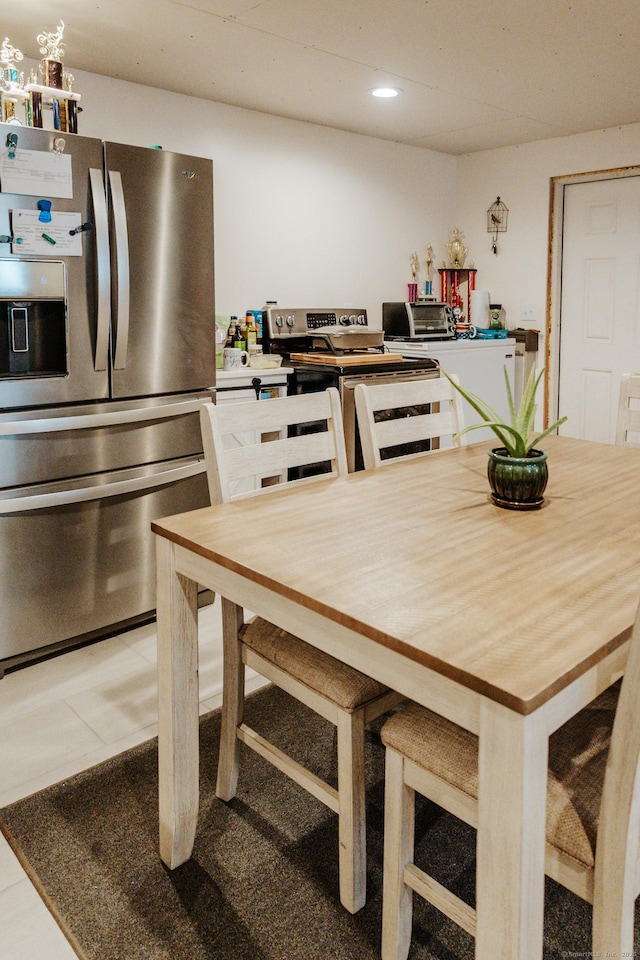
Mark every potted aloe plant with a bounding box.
[443,365,567,510]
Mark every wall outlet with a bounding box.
[520,303,536,322]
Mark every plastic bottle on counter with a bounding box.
[254,310,263,343]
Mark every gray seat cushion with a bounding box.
[241,616,390,712]
[381,681,620,868]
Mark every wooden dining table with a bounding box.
[152,434,640,960]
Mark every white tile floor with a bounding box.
[0,598,265,959]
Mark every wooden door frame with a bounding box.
[545,164,640,426]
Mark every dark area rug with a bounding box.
[1,685,638,960]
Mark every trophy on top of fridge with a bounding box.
[1,22,81,133]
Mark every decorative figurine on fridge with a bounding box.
[0,38,28,125]
[38,20,66,89]
[0,24,81,132]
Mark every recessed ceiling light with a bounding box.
[370,86,402,99]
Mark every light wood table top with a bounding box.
[154,435,640,714]
[152,435,640,960]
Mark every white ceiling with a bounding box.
[3,0,640,155]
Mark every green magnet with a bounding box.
[42,233,56,244]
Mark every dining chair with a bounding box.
[379,599,640,960]
[354,373,465,471]
[615,373,640,446]
[199,388,403,913]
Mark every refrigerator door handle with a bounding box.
[0,459,206,515]
[109,170,131,370]
[89,167,111,372]
[0,397,211,436]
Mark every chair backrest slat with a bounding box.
[200,387,348,503]
[354,374,465,470]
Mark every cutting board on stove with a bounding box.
[290,352,405,366]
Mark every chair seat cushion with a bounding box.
[380,681,620,868]
[241,616,390,711]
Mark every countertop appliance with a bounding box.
[0,122,215,673]
[263,306,438,472]
[382,301,456,340]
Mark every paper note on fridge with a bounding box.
[10,210,84,256]
[0,148,73,199]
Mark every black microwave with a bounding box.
[382,302,456,340]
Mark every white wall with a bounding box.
[40,62,457,325]
[455,125,640,332]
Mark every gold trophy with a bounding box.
[446,227,469,268]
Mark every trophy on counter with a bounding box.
[424,244,434,297]
[408,251,419,302]
[446,227,469,268]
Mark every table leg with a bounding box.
[156,536,200,868]
[475,700,548,960]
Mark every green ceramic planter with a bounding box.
[487,447,548,510]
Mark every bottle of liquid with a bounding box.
[245,312,257,350]
[254,310,263,343]
[233,316,246,351]
[227,316,238,346]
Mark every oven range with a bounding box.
[262,306,438,473]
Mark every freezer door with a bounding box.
[103,142,216,398]
[0,392,212,487]
[0,458,209,668]
[0,122,109,409]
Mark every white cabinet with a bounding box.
[214,367,292,497]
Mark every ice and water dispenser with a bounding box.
[0,259,67,378]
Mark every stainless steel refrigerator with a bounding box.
[0,123,215,673]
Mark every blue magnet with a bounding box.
[6,133,18,159]
[37,199,52,223]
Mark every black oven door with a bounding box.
[287,366,338,479]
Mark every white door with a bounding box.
[558,176,640,442]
